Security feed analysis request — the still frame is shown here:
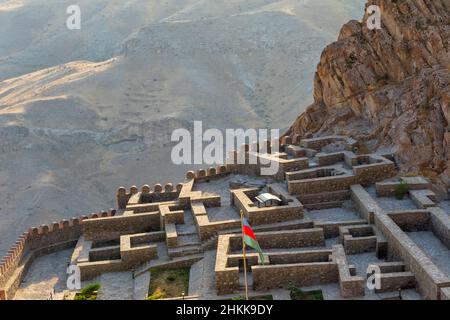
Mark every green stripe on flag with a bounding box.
[244,234,265,265]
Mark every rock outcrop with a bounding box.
[288,0,450,188]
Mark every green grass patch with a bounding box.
[147,268,190,300]
[394,181,409,200]
[74,283,100,300]
[288,284,324,300]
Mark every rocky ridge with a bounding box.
[288,0,450,191]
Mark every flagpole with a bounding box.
[240,210,249,301]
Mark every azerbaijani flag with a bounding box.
[242,216,265,265]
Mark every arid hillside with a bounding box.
[0,0,365,256]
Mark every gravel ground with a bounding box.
[407,231,450,277]
[176,210,197,235]
[96,271,134,300]
[438,201,450,216]
[376,197,418,212]
[346,252,385,277]
[207,206,240,222]
[366,187,418,212]
[188,250,217,298]
[133,271,151,300]
[14,249,72,300]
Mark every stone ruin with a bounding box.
[1,135,450,300]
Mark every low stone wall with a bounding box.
[375,272,416,293]
[265,250,332,265]
[375,176,430,197]
[215,229,327,295]
[231,187,304,225]
[344,236,377,254]
[252,262,338,291]
[368,261,406,274]
[429,207,450,249]
[78,232,159,280]
[83,212,161,241]
[197,220,241,241]
[78,260,123,280]
[215,267,239,296]
[227,148,310,181]
[121,235,158,268]
[0,210,115,300]
[351,184,379,224]
[299,190,350,209]
[288,175,358,195]
[353,161,396,186]
[340,225,377,254]
[374,212,450,299]
[288,156,396,195]
[410,189,436,209]
[253,229,325,249]
[279,158,309,173]
[129,231,165,244]
[314,220,366,238]
[215,234,240,295]
[160,205,185,225]
[300,135,351,151]
[332,245,365,298]
[286,166,339,181]
[387,210,430,232]
[117,184,181,209]
[316,152,345,166]
[247,206,304,226]
[165,223,178,247]
[441,287,450,300]
[191,200,240,241]
[89,246,121,262]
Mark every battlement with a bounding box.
[117,183,183,209]
[3,132,450,301]
[185,165,230,181]
[0,209,116,300]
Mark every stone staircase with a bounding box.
[134,254,204,277]
[168,244,202,258]
[168,234,202,258]
[201,234,218,251]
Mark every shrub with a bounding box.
[74,283,100,300]
[148,288,165,300]
[148,268,190,300]
[394,181,409,200]
[288,282,323,300]
[166,275,176,282]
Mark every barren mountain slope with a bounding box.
[0,0,365,256]
[288,0,450,190]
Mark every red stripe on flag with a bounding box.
[243,225,256,240]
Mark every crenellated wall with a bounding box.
[186,165,230,182]
[0,209,116,300]
[117,183,182,209]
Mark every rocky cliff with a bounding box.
[288,0,450,189]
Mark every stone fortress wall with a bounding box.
[350,177,450,300]
[0,210,116,300]
[1,134,450,300]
